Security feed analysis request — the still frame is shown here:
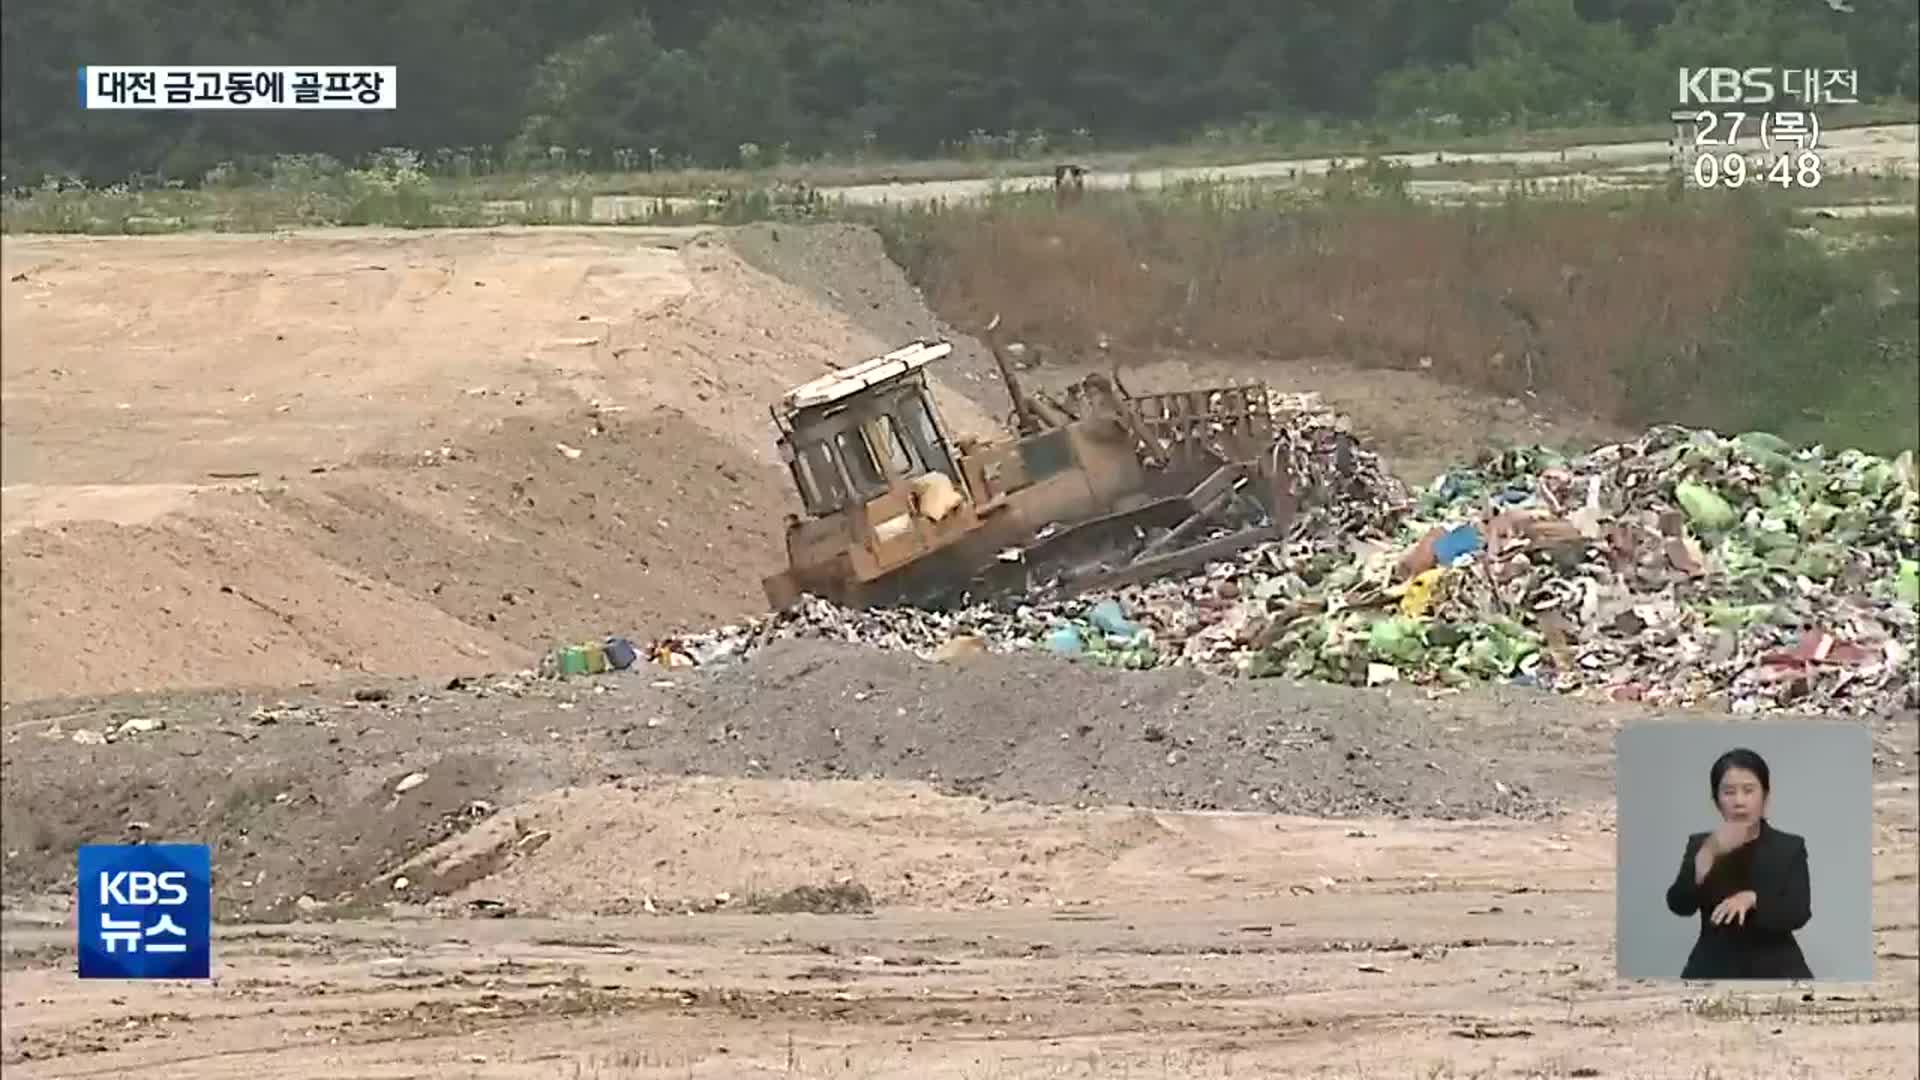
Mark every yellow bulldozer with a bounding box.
[761,320,1297,610]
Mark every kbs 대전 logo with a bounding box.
[1676,66,1858,107]
[77,844,212,979]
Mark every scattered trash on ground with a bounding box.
[746,880,876,915]
[651,425,1916,716]
[542,636,641,678]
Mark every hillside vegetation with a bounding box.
[4,0,1916,184]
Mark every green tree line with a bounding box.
[3,0,1914,184]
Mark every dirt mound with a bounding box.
[0,226,1003,702]
[725,222,1013,416]
[391,775,1617,917]
[0,502,529,700]
[0,637,1640,919]
[1,227,993,484]
[628,639,1619,819]
[4,637,1907,920]
[396,777,1184,914]
[261,404,792,650]
[1,405,787,700]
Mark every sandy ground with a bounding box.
[0,225,1001,488]
[3,642,1916,1078]
[4,828,1915,1079]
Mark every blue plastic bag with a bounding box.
[1088,598,1138,638]
[1432,523,1484,564]
[603,636,639,670]
[1044,625,1085,655]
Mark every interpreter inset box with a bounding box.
[1615,720,1873,982]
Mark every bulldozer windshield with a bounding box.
[864,414,918,476]
[783,423,896,515]
[835,428,887,495]
[779,376,960,517]
[789,439,849,515]
[894,393,955,478]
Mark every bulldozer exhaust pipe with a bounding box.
[983,313,1044,437]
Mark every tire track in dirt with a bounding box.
[6,878,1915,1078]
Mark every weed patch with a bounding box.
[746,881,876,915]
[863,184,1917,456]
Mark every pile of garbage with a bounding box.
[1263,391,1413,538]
[653,424,1917,716]
[1235,426,1916,714]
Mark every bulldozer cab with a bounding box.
[772,340,962,519]
[764,340,986,608]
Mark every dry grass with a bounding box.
[874,181,1918,454]
[886,190,1751,422]
[745,880,876,915]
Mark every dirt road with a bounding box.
[821,123,1919,206]
[4,642,1916,1078]
[557,124,1916,223]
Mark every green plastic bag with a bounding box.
[1898,560,1920,607]
[1366,616,1426,665]
[1793,543,1845,581]
[1707,603,1775,628]
[1737,431,1793,456]
[1735,431,1795,472]
[1675,480,1737,531]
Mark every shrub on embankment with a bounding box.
[865,185,1920,457]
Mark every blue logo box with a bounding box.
[77,844,212,979]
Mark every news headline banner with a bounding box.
[79,66,397,110]
[77,844,213,979]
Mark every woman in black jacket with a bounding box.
[1665,747,1814,980]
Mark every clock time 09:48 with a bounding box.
[1690,150,1823,189]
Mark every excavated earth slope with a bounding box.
[0,226,997,701]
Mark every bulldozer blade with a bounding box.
[962,494,1195,600]
[1048,522,1280,597]
[1135,485,1241,562]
